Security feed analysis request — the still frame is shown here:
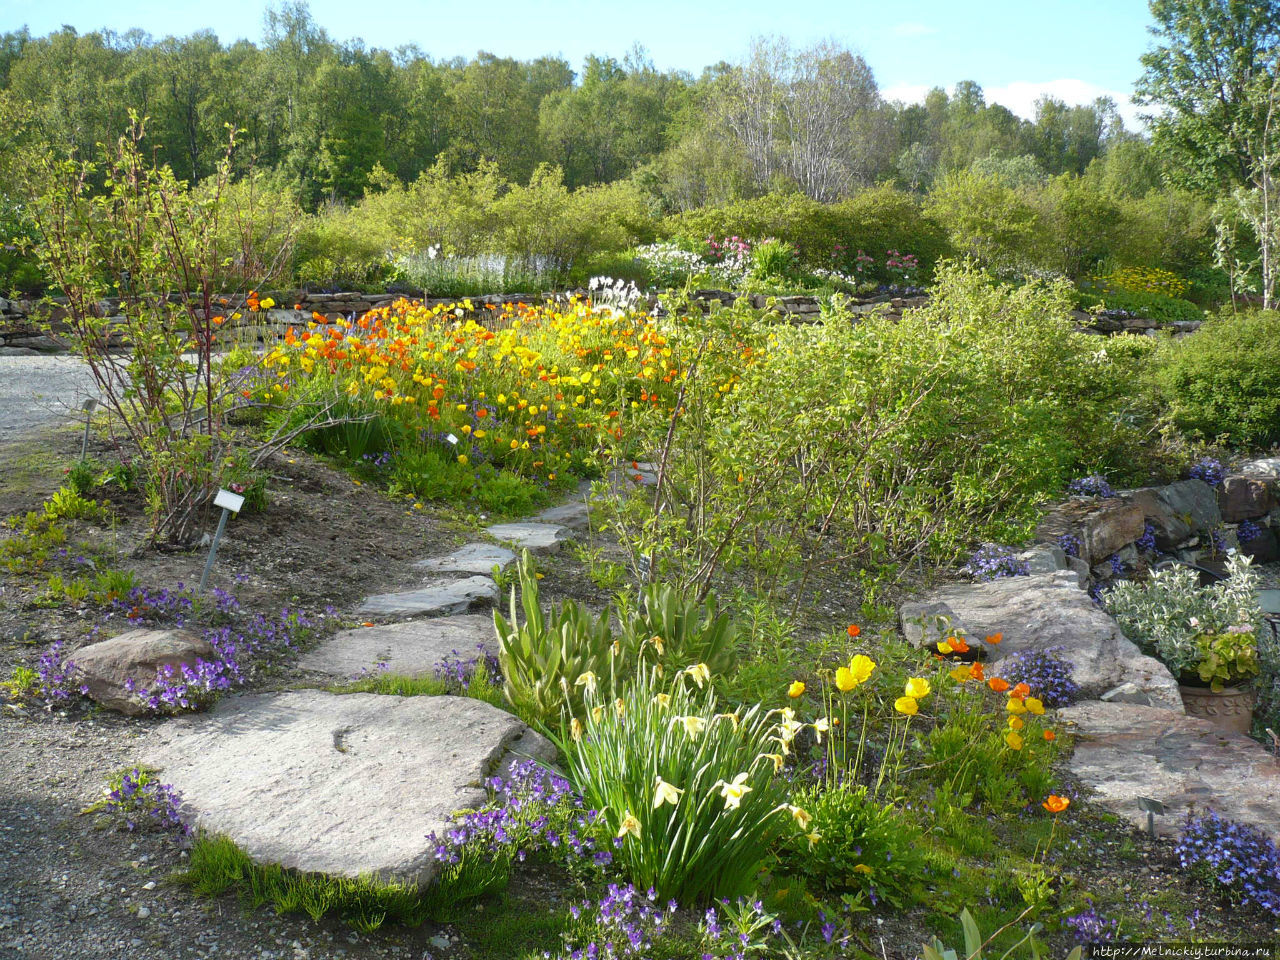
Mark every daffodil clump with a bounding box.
[554,661,816,903]
[258,296,688,486]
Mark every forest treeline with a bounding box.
[0,3,1159,210]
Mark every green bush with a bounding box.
[923,169,1040,274]
[779,783,929,909]
[1151,309,1280,447]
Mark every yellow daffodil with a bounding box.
[614,698,626,718]
[674,715,706,740]
[714,711,741,730]
[617,810,642,839]
[591,705,604,724]
[574,671,598,694]
[685,663,711,688]
[716,773,753,810]
[653,776,683,808]
[806,831,822,850]
[904,677,931,699]
[789,805,813,829]
[653,693,671,708]
[894,696,919,716]
[762,753,785,773]
[571,717,583,742]
[649,635,665,656]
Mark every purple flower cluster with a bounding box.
[1057,534,1081,559]
[1189,457,1225,488]
[36,640,88,701]
[1238,520,1265,544]
[552,884,677,959]
[103,768,190,836]
[1136,521,1157,553]
[1068,475,1116,498]
[962,545,1029,582]
[121,605,314,714]
[1108,553,1125,576]
[1175,812,1280,916]
[1211,527,1229,554]
[997,647,1080,707]
[112,584,196,624]
[428,759,613,879]
[434,644,501,688]
[362,451,393,469]
[1064,907,1118,941]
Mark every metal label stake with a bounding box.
[199,489,245,593]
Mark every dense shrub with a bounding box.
[1076,279,1203,324]
[1151,309,1280,447]
[922,169,1040,274]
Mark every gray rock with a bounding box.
[415,543,516,576]
[1241,457,1280,482]
[297,615,496,679]
[140,691,556,884]
[357,576,498,619]
[1065,555,1091,588]
[1060,701,1280,841]
[1017,545,1067,576]
[899,571,1182,709]
[533,500,591,532]
[485,522,573,553]
[1037,498,1145,564]
[1099,682,1152,706]
[69,629,216,715]
[1126,480,1221,551]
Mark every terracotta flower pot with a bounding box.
[1178,682,1255,736]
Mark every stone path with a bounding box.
[415,543,516,575]
[357,575,499,619]
[1059,701,1280,841]
[485,521,573,553]
[140,691,554,885]
[298,614,495,679]
[0,356,99,443]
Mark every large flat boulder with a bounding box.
[1060,701,1280,841]
[1126,480,1221,551]
[69,629,217,715]
[298,615,495,679]
[357,576,498,619]
[140,691,555,885]
[899,571,1181,710]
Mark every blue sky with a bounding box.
[1,0,1158,126]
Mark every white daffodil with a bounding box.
[716,773,753,810]
[617,810,642,839]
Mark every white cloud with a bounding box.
[891,22,938,38]
[882,79,1146,131]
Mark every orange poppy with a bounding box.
[1010,682,1031,701]
[1042,795,1070,814]
[985,633,1003,645]
[1043,729,1056,742]
[988,677,1010,692]
[968,662,985,681]
[948,636,970,653]
[847,625,861,638]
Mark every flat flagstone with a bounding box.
[357,576,498,619]
[140,691,555,885]
[297,614,496,679]
[533,500,591,532]
[1059,701,1280,841]
[485,522,573,553]
[415,543,516,575]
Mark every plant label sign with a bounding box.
[214,489,246,514]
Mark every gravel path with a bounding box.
[0,710,442,959]
[0,357,99,445]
